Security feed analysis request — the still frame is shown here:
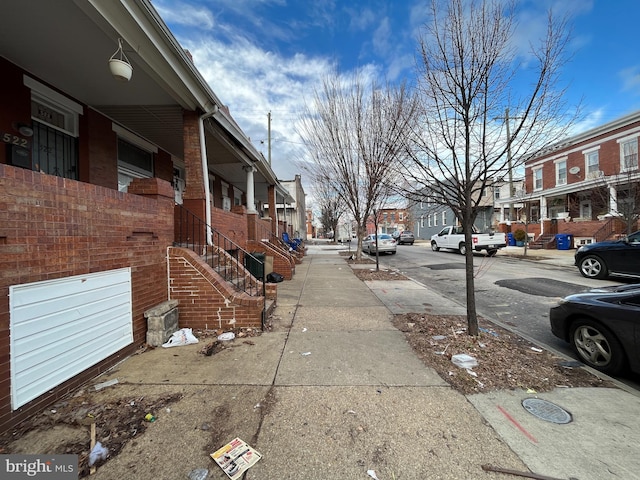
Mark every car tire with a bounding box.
[431,242,439,252]
[569,318,625,375]
[487,249,497,257]
[578,255,608,279]
[458,243,466,255]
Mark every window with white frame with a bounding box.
[420,216,424,228]
[619,136,638,171]
[433,212,438,226]
[555,159,567,186]
[25,76,82,179]
[494,188,500,200]
[113,124,157,192]
[583,147,600,178]
[442,211,446,225]
[533,168,543,190]
[427,215,431,227]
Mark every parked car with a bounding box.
[392,231,415,245]
[549,284,640,375]
[362,234,397,255]
[575,230,640,279]
[430,226,507,255]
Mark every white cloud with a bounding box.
[619,66,640,93]
[153,1,216,30]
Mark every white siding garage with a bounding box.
[9,268,133,409]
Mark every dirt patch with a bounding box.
[391,313,616,395]
[0,392,183,478]
[352,268,409,281]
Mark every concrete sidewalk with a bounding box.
[88,247,640,480]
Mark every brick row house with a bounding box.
[0,0,301,433]
[412,111,640,245]
[505,111,640,246]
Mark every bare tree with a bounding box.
[311,176,345,240]
[397,0,577,335]
[298,70,418,260]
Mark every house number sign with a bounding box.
[1,131,31,148]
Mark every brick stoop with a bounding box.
[167,247,266,330]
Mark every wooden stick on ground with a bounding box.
[90,421,96,475]
[481,464,577,480]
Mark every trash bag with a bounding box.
[266,272,284,283]
[162,328,199,348]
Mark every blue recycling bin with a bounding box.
[507,233,516,246]
[556,234,572,250]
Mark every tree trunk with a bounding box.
[464,226,479,336]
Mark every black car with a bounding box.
[549,284,640,375]
[574,230,640,279]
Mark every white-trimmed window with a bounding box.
[173,163,185,205]
[433,213,438,227]
[583,147,600,178]
[442,211,447,225]
[420,216,424,228]
[533,168,543,191]
[427,215,431,227]
[25,76,83,179]
[619,136,638,171]
[555,158,567,186]
[233,186,243,206]
[114,124,157,192]
[221,181,231,210]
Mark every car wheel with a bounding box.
[487,249,497,257]
[458,243,466,255]
[578,255,608,279]
[431,242,439,252]
[570,318,625,375]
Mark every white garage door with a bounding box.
[9,268,133,409]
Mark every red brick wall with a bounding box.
[210,206,248,249]
[526,120,640,192]
[0,58,35,166]
[86,109,117,189]
[0,164,174,433]
[168,247,264,330]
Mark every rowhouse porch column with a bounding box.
[268,184,277,235]
[244,166,257,214]
[609,185,618,214]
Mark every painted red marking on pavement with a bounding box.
[497,405,538,443]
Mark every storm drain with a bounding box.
[522,398,572,424]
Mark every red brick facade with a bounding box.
[0,164,174,433]
[168,247,266,330]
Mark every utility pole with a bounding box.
[505,108,515,222]
[267,111,272,166]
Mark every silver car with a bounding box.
[362,234,397,255]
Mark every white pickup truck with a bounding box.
[430,226,507,256]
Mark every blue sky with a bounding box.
[153,0,640,181]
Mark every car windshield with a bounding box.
[377,234,393,240]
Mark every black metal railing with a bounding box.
[593,218,618,243]
[174,204,265,300]
[255,222,293,253]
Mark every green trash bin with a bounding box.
[244,252,265,279]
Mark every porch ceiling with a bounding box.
[0,0,277,202]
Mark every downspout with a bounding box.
[199,105,219,245]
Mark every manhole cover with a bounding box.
[522,398,572,424]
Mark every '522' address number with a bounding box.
[1,132,31,148]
